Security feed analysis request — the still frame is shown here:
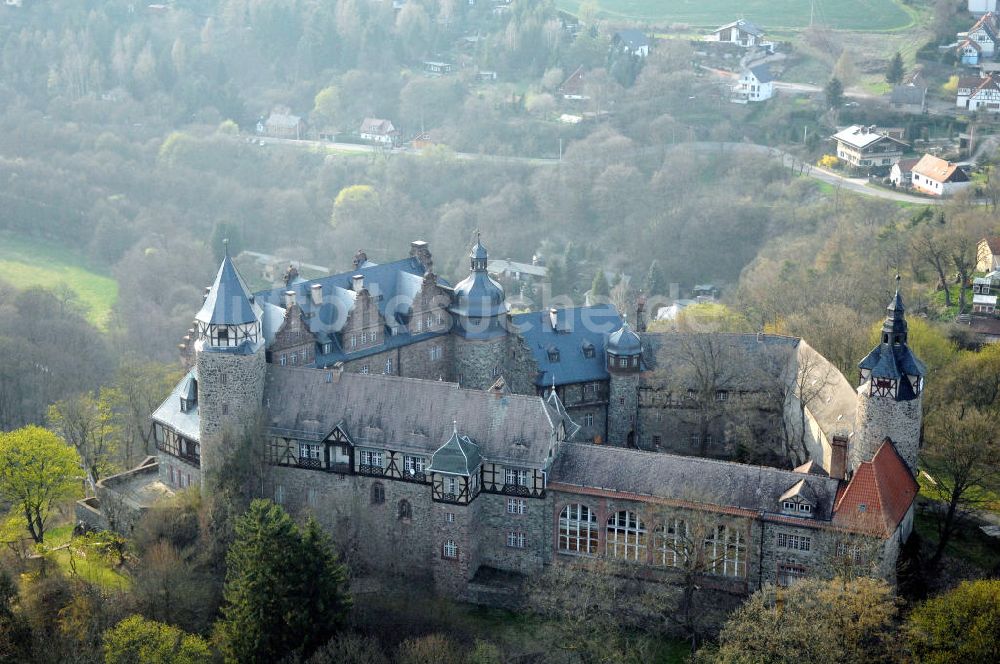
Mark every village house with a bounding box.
[831,125,908,173]
[889,85,927,114]
[972,273,999,314]
[957,74,1000,111]
[360,118,399,145]
[612,29,651,58]
[707,19,770,49]
[257,108,306,140]
[910,154,972,197]
[732,64,774,103]
[423,61,455,76]
[977,236,1000,272]
[890,158,920,188]
[957,12,1000,64]
[559,65,589,101]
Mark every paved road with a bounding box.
[258,136,943,204]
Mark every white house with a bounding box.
[707,19,770,49]
[257,108,305,139]
[612,30,651,57]
[973,275,998,314]
[957,74,1000,111]
[832,125,908,171]
[889,158,921,188]
[732,64,774,103]
[957,38,984,65]
[970,1,999,16]
[910,154,973,197]
[359,118,398,145]
[957,12,999,60]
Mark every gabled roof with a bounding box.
[970,12,999,40]
[967,74,1000,98]
[511,304,623,387]
[263,366,561,466]
[360,118,396,135]
[793,460,829,477]
[912,154,970,184]
[152,370,201,442]
[893,157,921,174]
[957,37,984,54]
[779,478,818,505]
[714,19,764,37]
[832,125,907,150]
[746,64,774,84]
[890,85,926,106]
[196,254,260,327]
[549,443,842,520]
[614,29,650,49]
[428,426,482,476]
[560,65,587,94]
[833,440,918,536]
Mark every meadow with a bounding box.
[0,233,118,330]
[556,0,915,31]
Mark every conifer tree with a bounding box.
[825,78,844,110]
[297,517,351,656]
[591,269,610,298]
[886,52,904,85]
[645,260,665,296]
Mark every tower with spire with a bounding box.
[606,321,643,447]
[450,234,512,390]
[851,276,925,476]
[194,241,267,493]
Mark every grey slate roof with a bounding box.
[263,366,562,466]
[748,64,774,84]
[428,427,482,476]
[614,29,650,49]
[511,304,624,387]
[550,443,841,520]
[890,85,926,106]
[152,370,201,442]
[608,321,642,355]
[196,255,260,326]
[254,257,451,365]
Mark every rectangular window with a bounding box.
[445,512,455,523]
[504,468,529,487]
[584,414,594,427]
[777,564,807,586]
[715,390,728,402]
[279,355,287,366]
[776,533,812,551]
[506,498,527,514]
[442,540,458,558]
[299,443,321,460]
[507,531,526,548]
[652,435,662,446]
[384,358,393,374]
[429,346,442,361]
[360,365,369,375]
[403,455,426,475]
[359,449,383,467]
[446,477,457,495]
[350,334,357,349]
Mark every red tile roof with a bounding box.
[912,154,970,184]
[833,440,917,536]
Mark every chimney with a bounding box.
[284,290,296,309]
[549,308,558,331]
[352,274,365,292]
[310,283,323,306]
[830,434,849,480]
[410,240,433,273]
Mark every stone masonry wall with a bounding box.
[608,374,640,446]
[852,386,922,475]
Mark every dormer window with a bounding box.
[782,501,796,511]
[179,398,189,413]
[583,344,595,359]
[322,342,332,354]
[799,504,811,514]
[548,348,560,362]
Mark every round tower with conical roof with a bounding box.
[606,321,643,447]
[851,276,925,476]
[195,243,267,494]
[450,236,511,390]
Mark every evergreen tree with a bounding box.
[217,500,350,663]
[546,258,567,299]
[886,52,904,85]
[591,269,610,298]
[645,260,665,296]
[824,77,844,110]
[297,518,351,656]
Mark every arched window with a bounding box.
[558,504,598,555]
[607,511,646,561]
[442,539,458,559]
[703,525,746,577]
[398,499,412,520]
[370,482,385,505]
[653,519,688,567]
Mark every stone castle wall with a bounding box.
[852,386,922,474]
[607,373,640,446]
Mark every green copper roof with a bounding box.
[428,425,482,476]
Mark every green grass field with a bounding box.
[0,233,118,330]
[557,0,914,31]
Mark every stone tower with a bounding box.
[194,245,267,494]
[606,322,643,447]
[851,277,925,476]
[450,236,510,390]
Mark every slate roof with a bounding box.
[614,29,650,49]
[152,370,201,442]
[511,304,624,387]
[254,257,451,365]
[747,64,774,84]
[893,157,921,174]
[793,460,829,477]
[263,366,563,466]
[549,443,841,520]
[715,19,764,37]
[196,254,260,327]
[833,440,917,536]
[890,85,926,106]
[608,321,642,355]
[912,154,970,184]
[428,427,482,476]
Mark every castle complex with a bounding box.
[86,239,923,602]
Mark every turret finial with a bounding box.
[223,238,229,257]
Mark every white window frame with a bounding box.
[559,504,598,555]
[504,468,529,487]
[299,442,321,460]
[606,510,647,561]
[507,531,526,549]
[442,539,458,559]
[404,455,426,475]
[506,498,527,514]
[359,449,383,467]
